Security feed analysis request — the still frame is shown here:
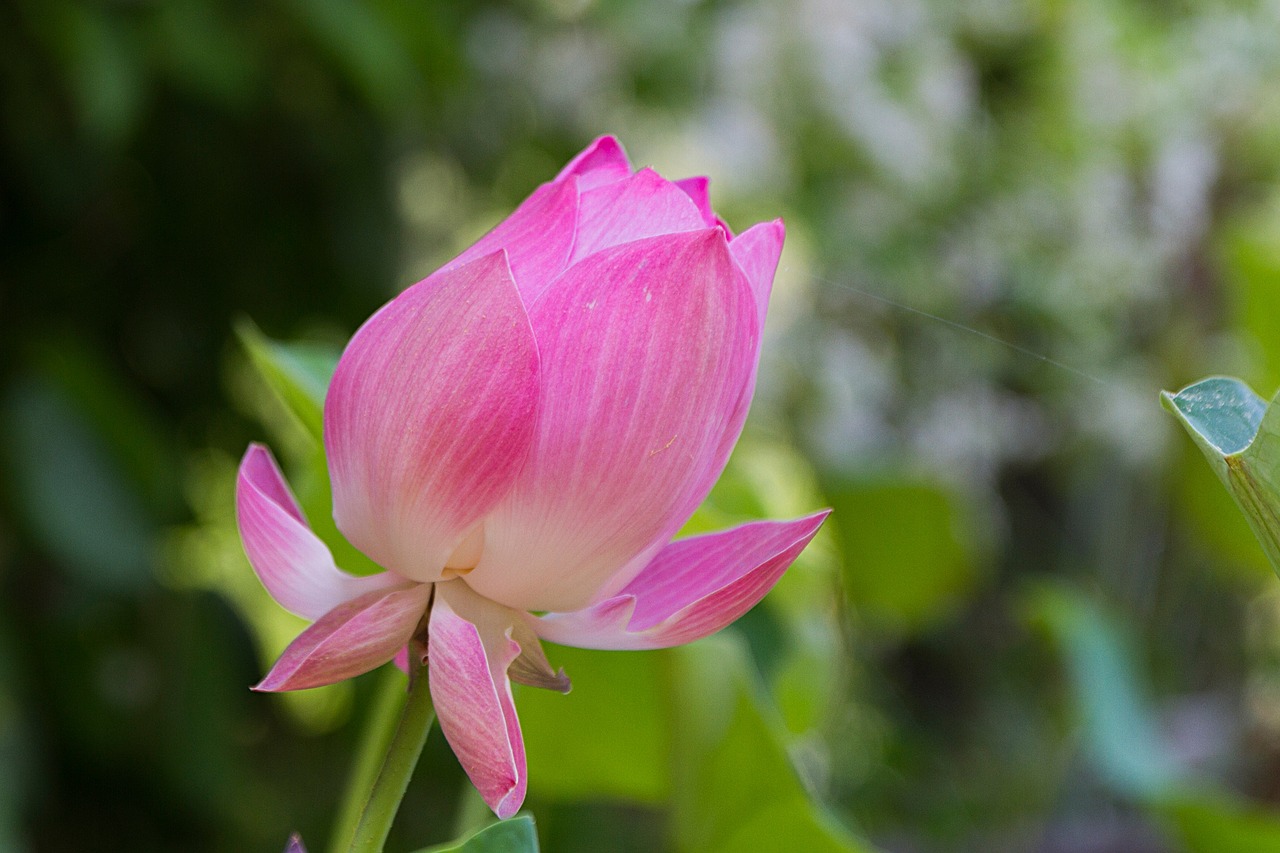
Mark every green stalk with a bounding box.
[342,652,436,853]
[328,666,412,853]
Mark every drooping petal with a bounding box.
[555,135,632,191]
[325,251,540,584]
[428,581,529,819]
[235,444,402,621]
[443,180,579,303]
[568,168,708,265]
[255,583,432,691]
[533,511,829,650]
[469,229,758,613]
[729,218,785,331]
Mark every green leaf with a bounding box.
[518,646,670,805]
[1163,377,1267,456]
[414,815,539,853]
[828,479,982,634]
[685,438,846,734]
[668,636,877,853]
[235,319,339,445]
[1162,377,1280,574]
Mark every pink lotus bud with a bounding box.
[235,136,828,819]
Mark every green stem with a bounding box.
[345,655,436,853]
[328,667,411,853]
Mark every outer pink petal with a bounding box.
[533,511,829,650]
[555,135,632,191]
[729,218,785,332]
[255,583,432,691]
[443,180,579,303]
[429,582,526,819]
[469,230,757,613]
[638,220,786,583]
[568,168,708,264]
[325,251,540,584]
[235,444,402,621]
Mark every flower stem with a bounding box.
[328,667,409,853]
[344,654,436,853]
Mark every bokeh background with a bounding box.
[5,0,1280,851]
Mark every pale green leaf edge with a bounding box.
[1163,377,1280,575]
[411,815,539,853]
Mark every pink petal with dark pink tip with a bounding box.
[568,168,709,264]
[532,511,830,650]
[254,583,432,691]
[325,251,540,585]
[555,135,632,191]
[235,444,402,621]
[429,581,527,819]
[469,230,757,613]
[443,180,579,303]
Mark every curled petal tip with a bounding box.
[510,657,572,694]
[494,798,522,821]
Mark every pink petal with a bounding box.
[674,176,734,238]
[729,219,785,331]
[429,581,527,819]
[568,168,708,264]
[255,583,432,691]
[468,230,758,613]
[555,135,632,191]
[235,444,402,621]
[674,176,715,226]
[443,179,579,303]
[325,251,540,584]
[659,221,786,560]
[533,511,830,650]
[284,834,307,853]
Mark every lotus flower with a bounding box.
[235,136,829,818]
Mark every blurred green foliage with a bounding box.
[6,0,1280,851]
